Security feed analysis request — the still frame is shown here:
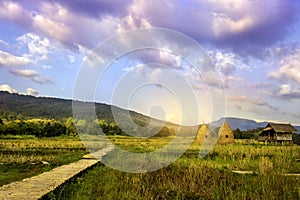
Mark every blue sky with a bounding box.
[0,0,300,125]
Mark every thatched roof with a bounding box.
[263,123,297,133]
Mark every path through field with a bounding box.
[0,145,114,200]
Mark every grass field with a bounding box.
[43,137,300,200]
[0,135,88,186]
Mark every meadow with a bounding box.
[0,135,88,186]
[43,137,300,200]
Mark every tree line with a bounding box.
[0,117,174,138]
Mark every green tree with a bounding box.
[293,133,300,145]
[65,117,77,135]
[42,120,66,137]
[233,128,242,139]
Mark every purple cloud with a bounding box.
[53,0,132,18]
[125,0,299,57]
[1,0,299,57]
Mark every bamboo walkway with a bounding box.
[0,146,114,200]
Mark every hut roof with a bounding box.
[264,123,297,133]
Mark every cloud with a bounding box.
[267,48,300,84]
[2,0,297,56]
[42,65,52,70]
[213,52,236,76]
[0,1,33,29]
[0,84,17,93]
[126,49,183,69]
[274,84,300,100]
[50,0,132,18]
[0,1,121,51]
[0,50,32,67]
[26,87,39,96]
[17,33,52,61]
[68,55,75,63]
[10,69,53,84]
[148,68,162,82]
[227,95,277,110]
[10,69,38,77]
[0,39,9,47]
[126,0,298,56]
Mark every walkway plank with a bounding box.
[0,146,114,200]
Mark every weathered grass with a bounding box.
[44,136,300,199]
[0,136,89,186]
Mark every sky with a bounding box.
[0,0,300,125]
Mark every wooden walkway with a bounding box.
[0,146,114,200]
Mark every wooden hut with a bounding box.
[217,120,234,144]
[258,123,296,144]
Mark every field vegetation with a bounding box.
[1,92,300,199]
[43,137,300,200]
[0,136,88,186]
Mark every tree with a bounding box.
[293,133,300,145]
[155,126,171,137]
[64,117,77,135]
[233,128,242,139]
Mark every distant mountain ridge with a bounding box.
[211,117,300,132]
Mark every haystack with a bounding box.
[217,120,234,144]
[196,123,210,143]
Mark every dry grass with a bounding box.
[45,137,300,200]
[0,136,89,186]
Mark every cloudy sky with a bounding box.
[0,0,300,125]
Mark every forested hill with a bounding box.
[0,91,147,124]
[0,91,183,137]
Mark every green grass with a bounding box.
[0,136,89,186]
[43,137,300,200]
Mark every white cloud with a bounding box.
[0,1,32,27]
[213,13,255,38]
[127,49,183,69]
[10,69,38,77]
[0,50,32,67]
[0,39,9,47]
[227,95,277,110]
[148,68,162,82]
[207,50,249,88]
[0,84,17,93]
[33,2,121,50]
[42,65,52,70]
[26,88,39,96]
[17,33,51,61]
[210,51,251,76]
[214,52,236,76]
[10,69,53,84]
[68,55,75,63]
[267,49,300,84]
[274,84,300,100]
[278,84,291,96]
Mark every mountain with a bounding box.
[210,117,268,131]
[0,91,177,129]
[211,117,300,132]
[0,91,146,124]
[0,91,186,137]
[1,91,298,133]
